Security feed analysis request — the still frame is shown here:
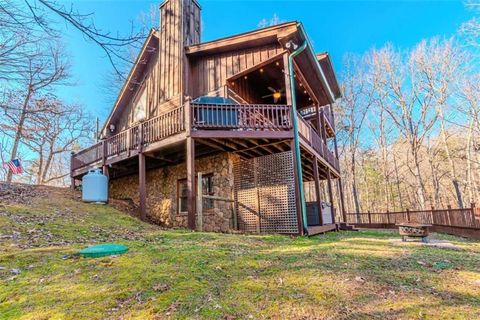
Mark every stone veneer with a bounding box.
[109,152,238,232]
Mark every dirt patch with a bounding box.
[0,183,69,205]
[390,238,464,251]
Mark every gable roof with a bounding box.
[186,21,298,56]
[100,29,159,137]
[187,21,338,105]
[316,52,341,99]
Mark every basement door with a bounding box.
[233,151,299,234]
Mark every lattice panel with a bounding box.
[234,151,298,234]
[234,158,259,232]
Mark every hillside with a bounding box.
[1,184,479,319]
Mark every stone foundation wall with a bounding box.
[109,153,238,232]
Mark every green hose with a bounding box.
[287,41,308,235]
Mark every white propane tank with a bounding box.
[82,169,108,203]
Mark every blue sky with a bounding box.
[57,0,474,122]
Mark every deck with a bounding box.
[71,102,340,178]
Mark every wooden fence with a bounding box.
[346,205,480,239]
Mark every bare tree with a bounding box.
[25,0,145,78]
[25,97,93,184]
[0,43,68,183]
[412,38,468,207]
[367,44,439,209]
[337,54,372,213]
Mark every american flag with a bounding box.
[7,159,22,174]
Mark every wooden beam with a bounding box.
[226,51,287,82]
[190,130,294,140]
[313,158,324,226]
[327,168,335,224]
[338,178,347,223]
[186,137,196,230]
[185,22,297,55]
[290,139,304,236]
[139,152,147,221]
[197,138,227,152]
[197,172,203,231]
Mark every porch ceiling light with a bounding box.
[109,124,115,133]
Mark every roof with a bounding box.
[186,21,298,56]
[187,21,339,104]
[102,20,341,134]
[316,52,341,99]
[100,29,159,137]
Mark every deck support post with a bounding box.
[313,158,324,226]
[70,151,75,190]
[138,122,146,221]
[138,152,146,221]
[337,178,346,223]
[186,137,196,230]
[327,168,335,224]
[197,172,203,231]
[290,140,304,235]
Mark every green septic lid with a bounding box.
[79,243,128,258]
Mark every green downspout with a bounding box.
[287,41,308,235]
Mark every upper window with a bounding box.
[133,88,147,123]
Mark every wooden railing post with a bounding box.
[406,208,410,223]
[470,203,476,227]
[102,139,108,176]
[430,206,436,225]
[70,151,75,190]
[185,97,192,133]
[447,205,452,226]
[368,210,372,224]
[126,128,131,157]
[386,210,390,225]
[138,122,144,152]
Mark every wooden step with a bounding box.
[307,224,338,236]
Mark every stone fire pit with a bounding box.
[397,223,432,243]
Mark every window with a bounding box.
[201,174,214,209]
[133,88,147,123]
[177,174,214,214]
[178,180,188,213]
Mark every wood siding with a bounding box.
[189,44,283,99]
[159,0,200,102]
[116,0,201,132]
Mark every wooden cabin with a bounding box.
[70,0,346,236]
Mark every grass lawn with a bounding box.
[1,187,479,319]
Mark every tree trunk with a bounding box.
[351,153,361,214]
[412,148,426,209]
[438,110,463,208]
[6,89,32,183]
[427,147,441,208]
[393,152,404,211]
[466,119,478,204]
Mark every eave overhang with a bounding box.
[100,29,159,137]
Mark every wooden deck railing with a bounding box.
[299,105,334,131]
[71,105,185,173]
[72,102,339,175]
[191,103,292,130]
[297,113,339,171]
[346,206,480,229]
